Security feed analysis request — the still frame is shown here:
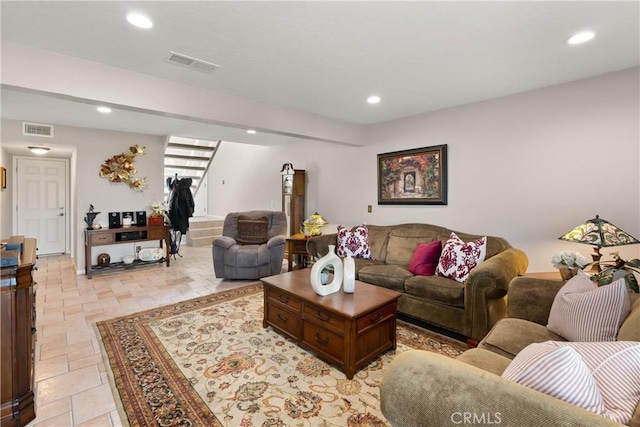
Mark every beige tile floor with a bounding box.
[29,245,252,426]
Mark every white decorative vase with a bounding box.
[343,255,355,293]
[310,245,343,296]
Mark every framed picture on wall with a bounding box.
[377,144,447,205]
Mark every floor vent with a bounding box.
[23,122,54,137]
[164,51,219,73]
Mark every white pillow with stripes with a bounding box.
[547,270,631,341]
[503,341,640,425]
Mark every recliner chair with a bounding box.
[212,210,287,279]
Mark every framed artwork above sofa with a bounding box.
[377,144,447,205]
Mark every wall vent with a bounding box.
[164,51,220,73]
[23,122,54,137]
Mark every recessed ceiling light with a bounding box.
[127,13,153,29]
[28,146,50,155]
[97,106,112,114]
[367,95,381,104]
[246,130,257,134]
[565,31,596,45]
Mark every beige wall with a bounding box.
[2,68,638,274]
[209,68,640,272]
[1,120,165,272]
[0,146,13,238]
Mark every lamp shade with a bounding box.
[559,215,640,248]
[302,212,328,236]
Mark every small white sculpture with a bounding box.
[310,245,343,296]
[343,255,355,293]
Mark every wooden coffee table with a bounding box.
[262,269,401,379]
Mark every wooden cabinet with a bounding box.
[282,169,306,236]
[1,238,37,427]
[84,225,170,279]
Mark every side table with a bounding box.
[286,233,311,271]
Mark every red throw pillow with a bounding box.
[408,240,443,276]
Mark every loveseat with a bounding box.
[380,276,640,427]
[306,224,528,342]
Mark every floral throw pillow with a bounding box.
[336,224,373,259]
[436,232,487,282]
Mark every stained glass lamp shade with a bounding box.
[302,213,328,236]
[559,215,640,272]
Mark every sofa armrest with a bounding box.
[306,233,337,259]
[464,248,528,340]
[266,235,285,249]
[507,276,565,326]
[381,350,620,427]
[212,235,237,250]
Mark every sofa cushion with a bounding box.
[364,225,391,263]
[357,265,412,292]
[408,240,442,276]
[236,215,269,245]
[385,227,440,266]
[619,295,640,341]
[479,318,565,359]
[404,275,464,307]
[547,272,630,341]
[436,232,487,283]
[456,348,512,376]
[336,224,373,259]
[503,341,640,425]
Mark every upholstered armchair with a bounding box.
[212,210,287,279]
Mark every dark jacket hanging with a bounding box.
[168,178,195,234]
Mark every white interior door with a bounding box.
[16,158,68,254]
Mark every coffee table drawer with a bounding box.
[357,303,396,333]
[302,321,344,361]
[268,289,301,312]
[267,304,300,339]
[303,303,345,331]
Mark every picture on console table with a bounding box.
[377,144,447,205]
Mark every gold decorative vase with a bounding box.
[559,266,579,281]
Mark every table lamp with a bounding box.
[558,214,640,272]
[302,212,328,236]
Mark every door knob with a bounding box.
[59,213,64,216]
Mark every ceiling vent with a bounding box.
[164,51,220,73]
[23,122,54,137]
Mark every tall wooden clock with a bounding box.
[282,169,306,236]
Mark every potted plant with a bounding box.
[588,252,640,293]
[551,251,589,280]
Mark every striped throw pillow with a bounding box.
[547,270,631,341]
[503,341,640,425]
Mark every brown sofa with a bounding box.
[380,276,640,427]
[306,224,528,342]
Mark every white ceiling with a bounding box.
[1,1,639,149]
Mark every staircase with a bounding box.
[186,217,224,247]
[164,136,221,201]
[164,136,222,246]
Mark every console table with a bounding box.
[1,237,37,427]
[84,225,170,279]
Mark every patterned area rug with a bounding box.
[96,284,466,426]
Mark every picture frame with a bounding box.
[1,167,6,190]
[377,144,448,205]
